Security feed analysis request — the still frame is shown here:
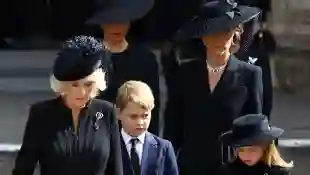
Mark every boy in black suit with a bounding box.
[116,80,178,175]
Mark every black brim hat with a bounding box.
[52,36,107,81]
[175,0,261,40]
[86,0,154,25]
[219,114,284,147]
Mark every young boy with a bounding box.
[116,80,179,175]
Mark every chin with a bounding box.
[73,101,88,108]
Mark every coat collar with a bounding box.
[203,54,242,95]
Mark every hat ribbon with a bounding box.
[224,0,241,19]
[225,8,241,19]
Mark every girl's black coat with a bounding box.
[219,159,291,175]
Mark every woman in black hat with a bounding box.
[219,114,293,175]
[12,36,123,175]
[163,0,263,174]
[86,0,161,136]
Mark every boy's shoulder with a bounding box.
[146,132,172,148]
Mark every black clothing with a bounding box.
[219,114,283,147]
[163,55,263,175]
[238,0,271,21]
[174,0,261,40]
[219,158,291,175]
[238,29,276,117]
[130,139,140,175]
[52,36,107,81]
[13,97,123,175]
[130,0,204,42]
[99,44,160,136]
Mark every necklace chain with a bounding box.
[206,62,226,73]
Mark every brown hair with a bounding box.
[115,80,154,111]
[230,25,244,54]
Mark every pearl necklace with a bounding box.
[206,62,226,73]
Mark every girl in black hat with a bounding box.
[163,0,264,174]
[219,114,293,175]
[86,0,161,136]
[12,36,123,175]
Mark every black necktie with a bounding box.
[130,138,140,175]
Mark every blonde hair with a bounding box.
[262,141,294,168]
[116,80,154,111]
[50,68,107,98]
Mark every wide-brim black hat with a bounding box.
[86,0,154,25]
[52,36,107,81]
[175,0,261,40]
[219,114,284,147]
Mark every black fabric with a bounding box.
[237,29,276,117]
[219,158,291,175]
[237,0,271,22]
[130,139,141,175]
[52,36,108,81]
[53,50,104,81]
[174,0,260,40]
[220,114,283,147]
[163,55,264,175]
[98,44,160,136]
[86,0,154,25]
[12,98,123,175]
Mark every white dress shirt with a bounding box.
[121,129,146,164]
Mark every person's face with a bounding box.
[117,101,151,137]
[63,79,96,108]
[236,145,265,166]
[201,28,236,56]
[101,23,130,43]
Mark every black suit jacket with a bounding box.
[13,97,123,175]
[163,55,263,175]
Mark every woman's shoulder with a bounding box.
[232,55,262,76]
[30,97,61,112]
[91,99,114,112]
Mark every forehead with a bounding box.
[122,102,149,114]
[204,29,235,39]
[237,145,263,151]
[101,23,129,27]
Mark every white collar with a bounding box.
[121,128,146,145]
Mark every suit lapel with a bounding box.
[212,55,241,96]
[141,132,158,175]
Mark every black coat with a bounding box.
[219,159,291,175]
[99,44,160,136]
[237,29,276,117]
[13,97,123,175]
[163,55,263,175]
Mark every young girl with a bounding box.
[219,114,293,175]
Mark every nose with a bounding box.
[136,119,144,125]
[78,87,87,96]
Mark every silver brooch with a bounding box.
[96,112,104,120]
[247,57,258,64]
